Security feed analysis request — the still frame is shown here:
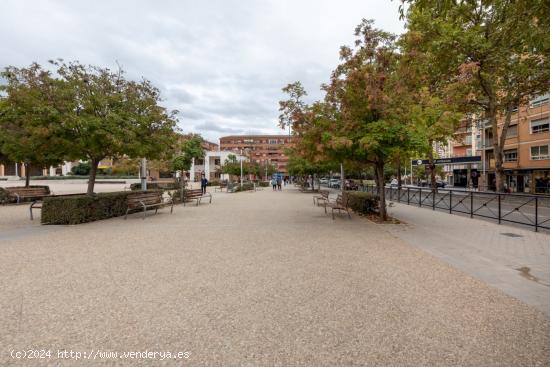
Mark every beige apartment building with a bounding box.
[447,93,550,193]
[219,135,295,176]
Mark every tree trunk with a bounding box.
[87,159,99,195]
[493,101,514,193]
[311,174,315,191]
[24,162,30,187]
[427,140,437,193]
[375,160,387,221]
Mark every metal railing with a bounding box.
[360,185,550,232]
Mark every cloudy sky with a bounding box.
[1,0,405,143]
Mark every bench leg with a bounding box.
[196,198,200,206]
[143,206,147,219]
[125,209,129,220]
[29,204,34,220]
[155,207,158,215]
[170,202,174,214]
[332,208,335,220]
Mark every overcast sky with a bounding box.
[1,0,405,143]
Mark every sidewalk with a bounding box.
[386,202,550,316]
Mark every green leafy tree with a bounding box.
[402,0,550,191]
[0,63,69,186]
[52,60,178,194]
[171,134,205,172]
[221,154,242,178]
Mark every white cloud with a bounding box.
[0,0,405,143]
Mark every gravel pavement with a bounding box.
[1,186,549,366]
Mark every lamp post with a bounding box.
[240,149,244,188]
[141,158,147,191]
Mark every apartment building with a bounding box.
[478,93,550,193]
[219,135,295,176]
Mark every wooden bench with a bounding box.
[5,186,51,204]
[313,190,330,206]
[183,189,212,206]
[125,191,173,219]
[214,181,228,192]
[323,193,351,220]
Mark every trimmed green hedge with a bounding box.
[29,175,139,180]
[130,182,179,190]
[41,190,162,225]
[343,191,379,214]
[231,182,255,192]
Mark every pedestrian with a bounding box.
[271,177,277,191]
[277,177,282,191]
[200,173,208,195]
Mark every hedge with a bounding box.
[41,190,162,225]
[0,185,50,204]
[230,182,255,192]
[29,175,139,180]
[342,191,379,215]
[130,182,180,190]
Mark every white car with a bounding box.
[329,178,341,188]
[319,178,329,185]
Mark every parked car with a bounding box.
[319,178,329,185]
[329,178,341,188]
[390,178,398,187]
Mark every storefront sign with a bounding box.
[412,156,481,166]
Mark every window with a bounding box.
[466,148,472,156]
[531,145,549,160]
[268,139,278,144]
[504,149,518,162]
[506,124,518,138]
[530,93,550,108]
[464,135,472,145]
[530,118,550,134]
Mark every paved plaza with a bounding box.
[1,183,550,366]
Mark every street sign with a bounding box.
[411,156,481,166]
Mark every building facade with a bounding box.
[219,135,295,176]
[189,150,246,182]
[443,92,550,193]
[477,93,550,193]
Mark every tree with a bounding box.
[52,60,178,194]
[171,134,205,173]
[221,154,242,178]
[402,0,550,191]
[0,63,68,186]
[321,19,405,220]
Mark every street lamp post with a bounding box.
[141,157,147,191]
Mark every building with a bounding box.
[219,135,295,176]
[476,92,550,193]
[0,161,75,180]
[189,150,246,182]
[441,92,550,193]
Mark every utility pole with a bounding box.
[340,163,344,192]
[141,158,147,191]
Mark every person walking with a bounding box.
[277,177,282,191]
[271,177,277,191]
[200,173,208,195]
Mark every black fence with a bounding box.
[361,185,550,232]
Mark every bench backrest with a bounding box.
[184,189,205,198]
[127,192,163,208]
[7,187,50,197]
